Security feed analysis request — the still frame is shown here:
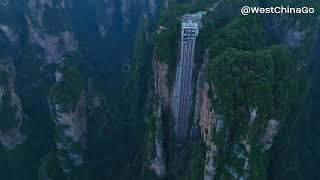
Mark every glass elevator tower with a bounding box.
[174,12,204,144]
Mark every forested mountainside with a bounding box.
[0,0,319,179]
[145,0,320,179]
[0,0,160,179]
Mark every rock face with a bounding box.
[120,0,158,27]
[195,82,218,180]
[0,0,162,179]
[48,63,88,175]
[260,119,280,151]
[195,51,213,142]
[148,2,311,177]
[147,0,157,16]
[0,61,26,150]
[145,60,169,178]
[120,0,134,28]
[26,0,78,64]
[193,50,218,180]
[199,83,217,180]
[96,0,116,37]
[97,0,159,37]
[0,24,19,44]
[147,99,167,178]
[267,16,309,48]
[49,90,87,174]
[153,60,170,107]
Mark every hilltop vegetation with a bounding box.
[148,0,320,179]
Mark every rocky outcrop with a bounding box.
[195,73,211,134]
[53,91,87,146]
[199,83,214,142]
[266,15,317,48]
[261,119,280,151]
[0,61,26,150]
[97,0,134,34]
[97,0,116,37]
[48,77,88,175]
[194,55,218,179]
[25,0,77,64]
[198,82,218,180]
[147,0,157,16]
[0,24,19,44]
[97,0,159,35]
[48,90,87,174]
[153,60,170,107]
[26,26,78,64]
[145,58,170,178]
[120,0,133,28]
[147,99,166,178]
[55,70,63,82]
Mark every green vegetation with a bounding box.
[152,8,180,86]
[153,2,209,86]
[49,61,84,110]
[145,109,157,160]
[38,152,66,180]
[205,16,295,179]
[151,0,319,178]
[0,0,319,179]
[188,141,206,180]
[202,2,317,179]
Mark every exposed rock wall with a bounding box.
[48,63,88,175]
[147,98,167,178]
[0,0,162,178]
[0,61,26,150]
[193,50,218,180]
[199,83,217,180]
[96,0,116,37]
[97,0,159,37]
[267,16,308,48]
[147,0,157,16]
[48,90,87,174]
[120,0,134,28]
[145,59,170,178]
[153,60,170,107]
[0,24,19,44]
[25,0,77,64]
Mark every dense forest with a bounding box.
[0,0,319,179]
